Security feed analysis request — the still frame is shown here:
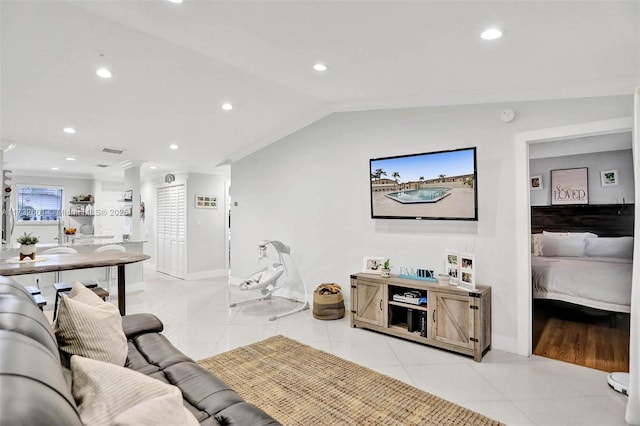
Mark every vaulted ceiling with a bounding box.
[1,1,638,179]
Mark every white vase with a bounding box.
[380,268,391,278]
[19,244,36,260]
[437,274,451,286]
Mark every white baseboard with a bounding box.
[186,269,228,280]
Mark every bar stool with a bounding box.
[46,247,101,320]
[94,245,125,294]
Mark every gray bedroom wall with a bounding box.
[230,95,633,353]
[530,148,634,206]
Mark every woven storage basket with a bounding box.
[313,283,345,320]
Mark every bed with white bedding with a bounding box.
[531,255,632,313]
[530,204,634,314]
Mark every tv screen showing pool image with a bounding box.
[370,147,477,220]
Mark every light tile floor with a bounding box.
[118,271,628,426]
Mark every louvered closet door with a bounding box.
[157,184,186,279]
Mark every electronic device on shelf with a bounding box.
[392,291,427,305]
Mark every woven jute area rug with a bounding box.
[198,335,502,425]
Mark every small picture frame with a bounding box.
[600,169,619,187]
[445,250,460,285]
[530,175,543,191]
[195,195,218,209]
[459,253,476,290]
[123,190,133,202]
[363,256,385,274]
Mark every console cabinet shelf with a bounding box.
[350,273,491,362]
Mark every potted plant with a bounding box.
[380,259,391,278]
[17,232,39,261]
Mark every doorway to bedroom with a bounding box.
[528,132,634,372]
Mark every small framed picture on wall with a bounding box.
[600,169,619,187]
[530,175,543,191]
[195,195,218,209]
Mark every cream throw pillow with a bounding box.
[54,282,128,366]
[71,355,199,426]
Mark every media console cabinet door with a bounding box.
[432,292,474,350]
[352,279,385,327]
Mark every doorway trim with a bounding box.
[514,116,633,356]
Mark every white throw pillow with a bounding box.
[585,237,633,258]
[538,234,586,257]
[71,355,199,426]
[54,282,128,366]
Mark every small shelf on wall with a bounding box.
[69,201,94,205]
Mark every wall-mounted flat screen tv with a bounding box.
[370,147,477,220]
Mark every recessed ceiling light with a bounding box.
[313,63,328,72]
[63,127,76,134]
[65,157,76,161]
[169,144,179,150]
[167,0,183,3]
[96,68,112,79]
[51,167,59,171]
[221,103,233,111]
[149,166,157,170]
[481,28,503,40]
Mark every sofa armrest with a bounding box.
[122,313,164,339]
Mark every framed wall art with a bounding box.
[530,175,543,191]
[550,167,588,205]
[600,169,619,187]
[195,195,218,209]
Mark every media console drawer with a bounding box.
[350,273,491,362]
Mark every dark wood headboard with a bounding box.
[531,204,634,237]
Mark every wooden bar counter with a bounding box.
[0,251,150,315]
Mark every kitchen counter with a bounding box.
[1,237,147,252]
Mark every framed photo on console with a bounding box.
[362,256,384,274]
[459,253,476,291]
[445,250,459,285]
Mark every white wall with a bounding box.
[530,149,634,206]
[187,173,228,276]
[231,95,633,353]
[140,172,228,277]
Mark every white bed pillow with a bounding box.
[538,234,586,257]
[542,231,569,236]
[569,232,598,239]
[585,237,633,258]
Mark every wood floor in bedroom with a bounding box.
[532,300,630,372]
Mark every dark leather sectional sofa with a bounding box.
[0,276,280,425]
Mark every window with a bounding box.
[17,185,63,222]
